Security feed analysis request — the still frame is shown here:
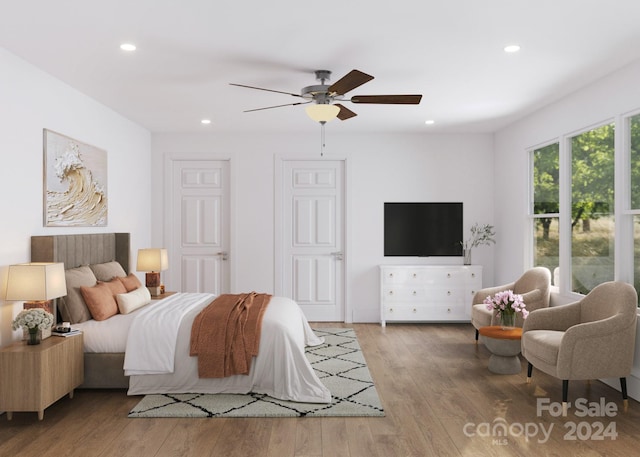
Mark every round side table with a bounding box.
[478,326,522,374]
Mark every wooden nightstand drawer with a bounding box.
[0,333,84,420]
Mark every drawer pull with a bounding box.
[389,290,394,295]
[447,308,451,312]
[447,291,451,296]
[447,273,451,278]
[389,308,393,312]
[412,273,417,278]
[412,290,417,295]
[389,273,394,278]
[413,308,417,313]
[471,273,476,278]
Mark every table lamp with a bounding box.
[5,262,67,322]
[136,248,168,296]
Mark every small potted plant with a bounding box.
[461,223,496,264]
[12,308,54,345]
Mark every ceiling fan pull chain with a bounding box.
[320,121,327,156]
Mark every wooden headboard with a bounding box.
[31,233,131,273]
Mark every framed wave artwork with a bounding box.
[43,129,108,227]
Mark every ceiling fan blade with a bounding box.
[334,104,357,120]
[229,83,302,98]
[328,69,374,96]
[350,94,423,104]
[243,100,312,113]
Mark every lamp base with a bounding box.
[145,272,162,296]
[147,286,161,296]
[145,272,161,288]
[23,300,53,315]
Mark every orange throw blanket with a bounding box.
[190,292,271,378]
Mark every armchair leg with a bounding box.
[621,378,629,412]
[475,329,479,343]
[562,380,569,417]
[526,362,533,384]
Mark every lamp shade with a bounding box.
[136,248,169,272]
[305,104,340,122]
[5,262,67,301]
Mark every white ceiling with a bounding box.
[3,1,640,135]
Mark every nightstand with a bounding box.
[151,291,177,300]
[0,333,83,420]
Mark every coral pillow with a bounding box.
[118,273,143,292]
[103,278,127,296]
[80,282,121,321]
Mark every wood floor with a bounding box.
[2,323,640,456]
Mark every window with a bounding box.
[530,124,616,295]
[569,123,615,294]
[630,114,640,296]
[531,143,559,284]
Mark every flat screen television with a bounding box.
[384,202,463,256]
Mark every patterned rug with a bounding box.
[128,328,384,418]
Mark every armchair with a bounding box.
[521,281,638,412]
[471,267,551,341]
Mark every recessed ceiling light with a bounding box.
[201,119,212,125]
[120,43,136,51]
[425,120,435,125]
[504,44,521,53]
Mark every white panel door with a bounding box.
[169,159,229,294]
[282,160,344,321]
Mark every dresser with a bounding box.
[380,265,482,326]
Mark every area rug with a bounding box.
[128,328,384,418]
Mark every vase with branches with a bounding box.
[461,223,496,264]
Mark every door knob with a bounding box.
[331,251,344,261]
[217,251,228,261]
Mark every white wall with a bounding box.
[151,131,495,322]
[0,47,152,346]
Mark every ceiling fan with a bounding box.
[230,69,422,123]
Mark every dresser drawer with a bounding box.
[382,303,467,321]
[381,285,427,302]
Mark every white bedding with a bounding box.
[124,293,213,375]
[76,293,331,404]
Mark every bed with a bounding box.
[30,233,331,403]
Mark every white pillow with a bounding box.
[116,286,151,314]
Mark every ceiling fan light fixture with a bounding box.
[305,104,340,123]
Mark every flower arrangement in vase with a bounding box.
[460,223,496,265]
[483,290,528,329]
[11,308,54,345]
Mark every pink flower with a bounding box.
[482,290,528,319]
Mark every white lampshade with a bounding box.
[305,104,340,122]
[5,262,67,301]
[136,248,169,272]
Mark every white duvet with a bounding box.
[89,293,331,403]
[124,293,213,375]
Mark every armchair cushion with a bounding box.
[521,330,563,366]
